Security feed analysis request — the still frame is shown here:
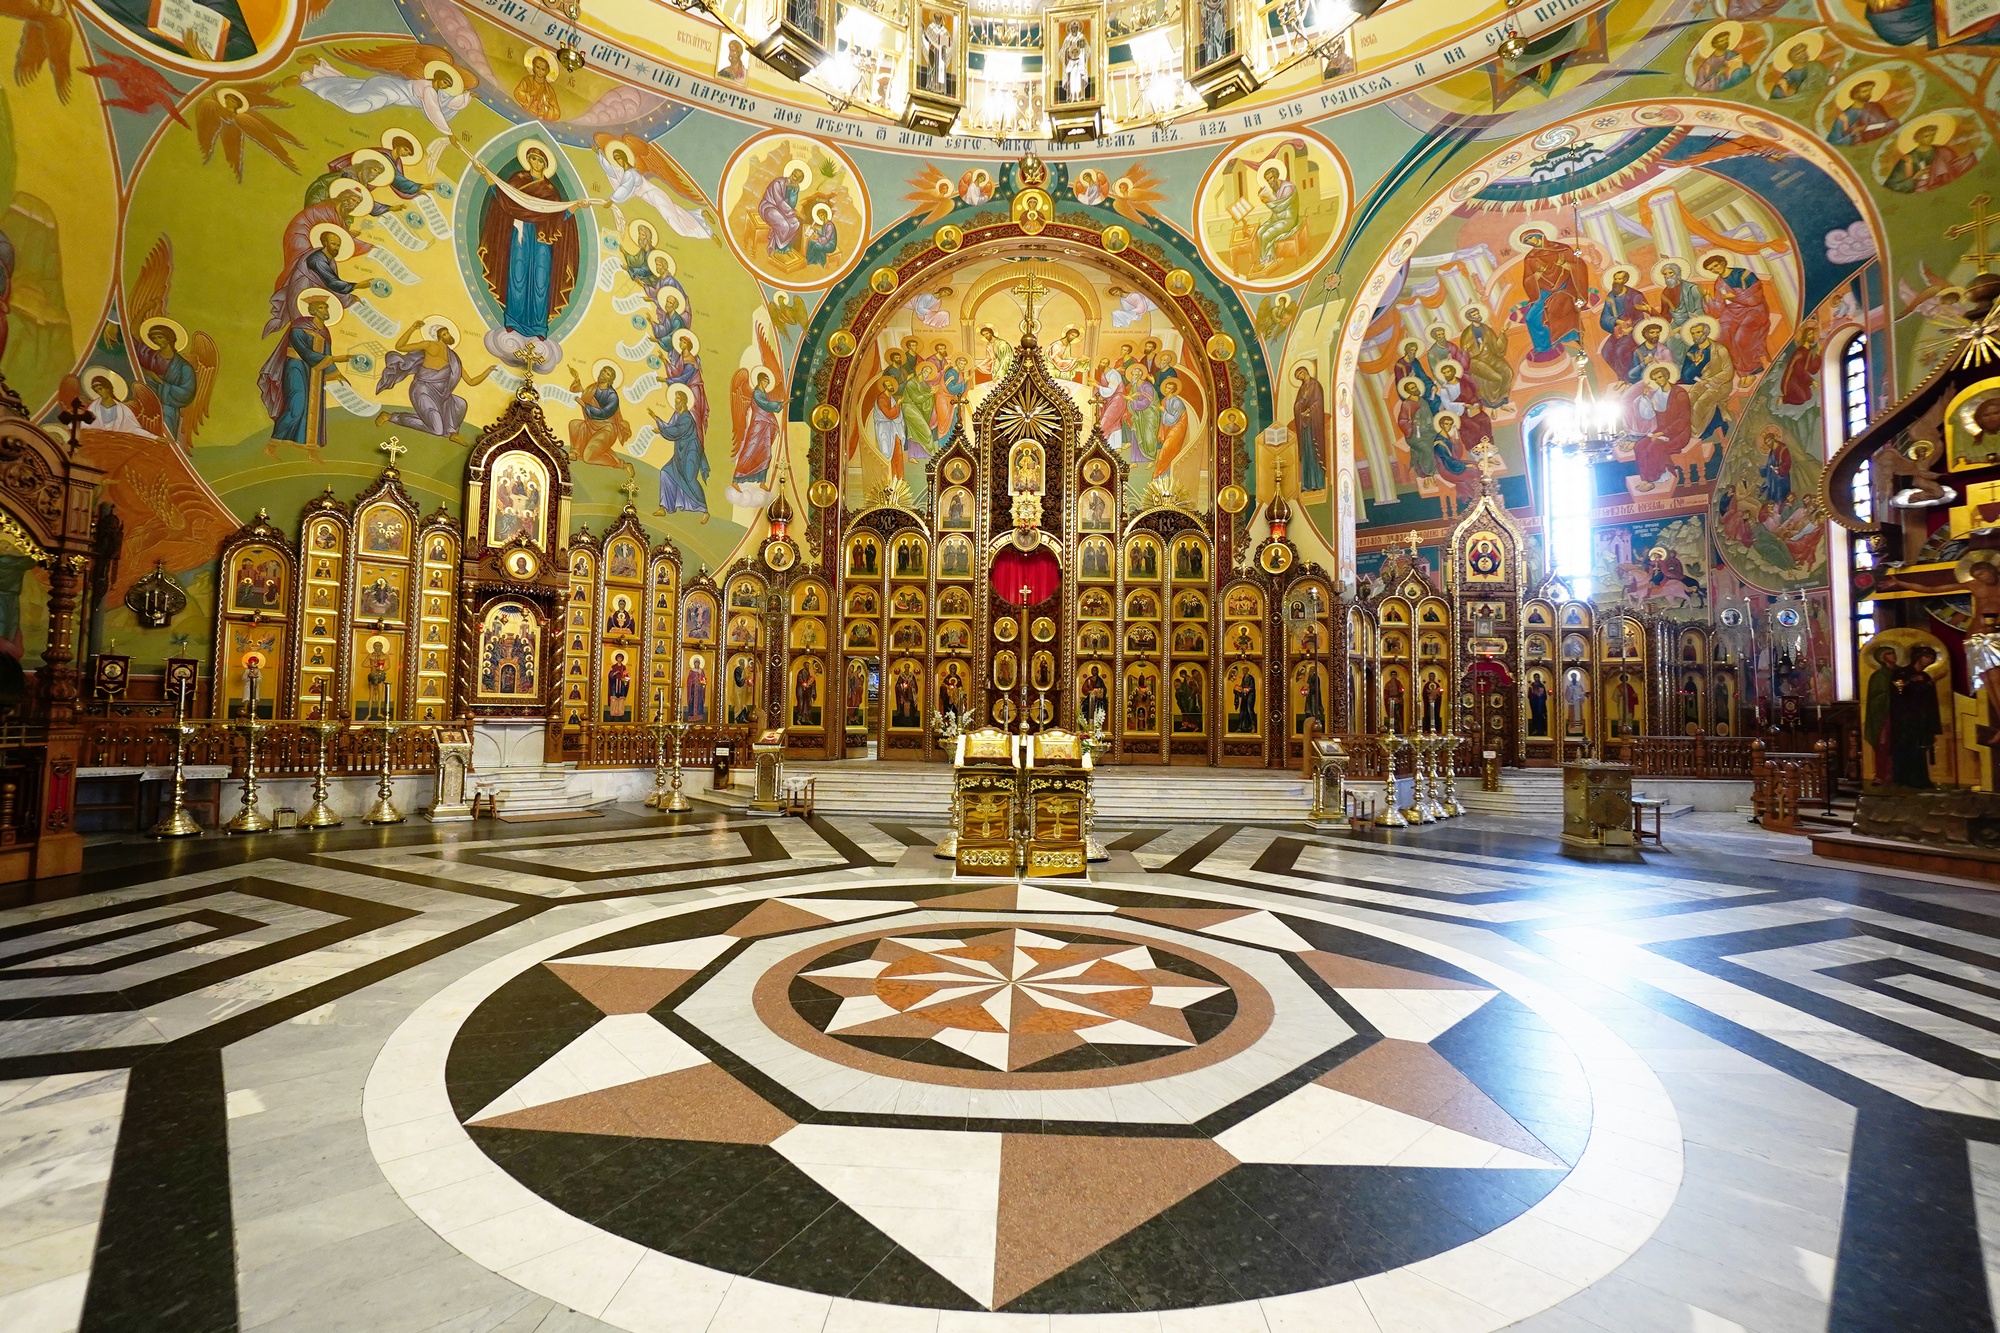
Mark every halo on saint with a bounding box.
[783,156,811,183]
[624,217,659,248]
[297,286,345,325]
[1704,19,1744,48]
[1651,256,1691,284]
[647,251,674,277]
[657,289,684,314]
[1463,304,1485,321]
[423,60,465,94]
[140,316,189,350]
[327,178,371,218]
[1635,317,1669,341]
[350,146,395,180]
[1833,68,1889,108]
[524,44,558,72]
[216,87,249,113]
[308,222,357,260]
[811,201,832,223]
[673,328,699,356]
[1896,110,1960,152]
[382,127,423,163]
[669,384,693,410]
[421,315,461,343]
[1433,410,1459,433]
[1396,376,1426,397]
[518,141,558,179]
[1510,222,1552,251]
[1606,265,1636,286]
[605,138,637,170]
[1770,27,1823,71]
[590,358,622,386]
[85,366,129,399]
[1683,315,1718,341]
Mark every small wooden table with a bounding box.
[1631,796,1665,847]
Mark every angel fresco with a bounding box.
[127,237,218,449]
[596,135,713,240]
[299,46,475,135]
[729,324,783,506]
[194,84,303,182]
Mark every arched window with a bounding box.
[1841,333,1876,642]
[1534,397,1594,598]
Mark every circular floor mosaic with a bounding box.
[370,878,1680,1325]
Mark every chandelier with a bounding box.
[696,0,1387,142]
[1544,350,1625,461]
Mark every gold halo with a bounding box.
[1396,376,1425,397]
[1956,551,2000,582]
[1205,333,1236,362]
[83,366,128,400]
[1702,19,1744,50]
[1217,483,1249,514]
[1606,265,1636,287]
[1510,222,1553,252]
[382,127,423,163]
[783,157,811,183]
[1165,268,1195,296]
[327,178,371,217]
[139,316,188,350]
[1433,410,1460,432]
[808,478,840,507]
[1217,406,1248,436]
[828,329,858,358]
[349,146,394,179]
[590,358,621,386]
[604,138,637,170]
[1834,67,1891,108]
[308,222,356,260]
[1906,437,1940,462]
[518,141,557,178]
[1635,317,1669,341]
[422,60,464,94]
[1101,223,1130,253]
[1896,110,1961,152]
[648,251,673,277]
[811,201,832,223]
[673,329,699,356]
[216,87,249,113]
[523,44,558,73]
[297,286,344,324]
[1683,316,1718,341]
[624,216,660,248]
[869,266,900,294]
[1770,27,1824,72]
[657,287,684,312]
[935,223,963,252]
[809,403,841,432]
[668,384,694,409]
[421,315,460,343]
[1651,257,1692,285]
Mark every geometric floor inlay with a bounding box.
[398,876,1632,1317]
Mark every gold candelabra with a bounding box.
[646,691,693,812]
[226,664,272,834]
[362,717,405,824]
[1440,731,1465,817]
[1377,733,1409,829]
[300,715,344,829]
[149,685,202,839]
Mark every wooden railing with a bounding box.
[561,723,754,770]
[1603,735,1762,778]
[80,717,439,776]
[1750,740,1831,828]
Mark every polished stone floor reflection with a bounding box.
[3,807,1997,1331]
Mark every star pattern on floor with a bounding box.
[798,928,1229,1071]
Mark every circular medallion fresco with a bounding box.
[372,880,1678,1325]
[718,133,870,290]
[1192,128,1352,293]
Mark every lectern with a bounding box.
[1024,729,1091,879]
[953,727,1019,877]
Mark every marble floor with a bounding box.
[3,805,1997,1332]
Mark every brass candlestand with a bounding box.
[932,709,964,858]
[149,687,202,838]
[663,717,692,812]
[1377,734,1409,828]
[300,718,344,829]
[362,719,405,824]
[226,714,272,834]
[1409,734,1437,824]
[1440,731,1466,817]
[1083,722,1108,862]
[644,695,672,809]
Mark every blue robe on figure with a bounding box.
[651,407,710,516]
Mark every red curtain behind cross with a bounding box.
[991,543,1062,606]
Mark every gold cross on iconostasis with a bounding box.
[619,479,640,507]
[1948,194,1998,274]
[1012,269,1050,335]
[378,436,407,468]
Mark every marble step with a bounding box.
[789,762,1313,823]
